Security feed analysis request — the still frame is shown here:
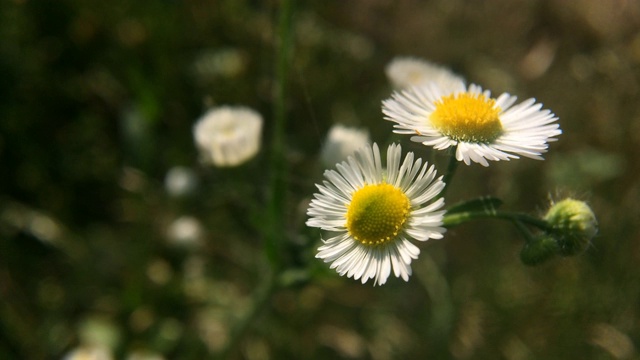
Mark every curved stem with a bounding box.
[512,220,535,243]
[443,209,552,233]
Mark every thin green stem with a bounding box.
[265,0,293,267]
[512,220,536,243]
[443,209,552,233]
[217,271,278,359]
[429,148,437,168]
[439,146,459,198]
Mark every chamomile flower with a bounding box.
[385,56,465,90]
[193,106,263,167]
[307,143,446,286]
[382,82,562,166]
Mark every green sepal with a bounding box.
[520,235,559,266]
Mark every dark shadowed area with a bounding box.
[1,0,639,359]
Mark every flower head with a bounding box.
[385,56,465,90]
[320,124,370,167]
[307,143,446,285]
[193,106,263,167]
[382,82,562,166]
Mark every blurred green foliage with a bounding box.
[1,0,640,359]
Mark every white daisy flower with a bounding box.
[307,143,446,286]
[320,124,370,167]
[382,82,562,166]
[385,56,465,90]
[193,106,263,167]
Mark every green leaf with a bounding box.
[445,196,503,215]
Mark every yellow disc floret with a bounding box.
[346,183,411,246]
[430,93,503,143]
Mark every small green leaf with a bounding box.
[445,196,503,215]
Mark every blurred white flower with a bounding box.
[77,316,120,352]
[126,350,165,360]
[166,216,204,249]
[164,166,198,197]
[385,56,465,90]
[320,124,370,167]
[193,106,263,167]
[63,346,113,360]
[191,48,247,80]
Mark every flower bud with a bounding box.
[544,198,598,256]
[520,234,559,266]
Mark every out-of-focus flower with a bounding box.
[166,216,204,249]
[164,166,198,197]
[191,48,247,80]
[193,106,263,167]
[383,81,561,166]
[63,346,113,360]
[77,316,121,353]
[320,124,370,167]
[385,56,465,90]
[126,350,165,360]
[307,143,446,286]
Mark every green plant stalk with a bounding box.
[443,209,553,233]
[265,0,294,267]
[438,145,459,198]
[513,219,536,243]
[217,271,278,359]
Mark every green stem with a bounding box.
[512,220,536,243]
[265,0,293,267]
[443,210,552,233]
[439,146,459,198]
[414,253,454,344]
[217,271,278,359]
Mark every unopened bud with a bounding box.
[544,198,598,256]
[520,235,559,266]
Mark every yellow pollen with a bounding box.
[430,93,503,143]
[346,183,411,246]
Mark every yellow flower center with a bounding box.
[346,183,411,246]
[430,93,503,143]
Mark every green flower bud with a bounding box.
[544,198,598,256]
[520,235,559,266]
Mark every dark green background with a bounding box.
[1,0,638,359]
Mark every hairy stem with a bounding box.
[443,210,552,233]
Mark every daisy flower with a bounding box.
[307,143,446,286]
[385,56,465,90]
[193,106,263,167]
[382,82,562,166]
